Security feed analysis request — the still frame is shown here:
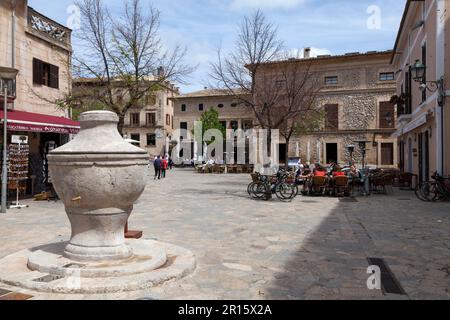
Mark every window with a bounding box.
[324,104,339,130]
[379,102,395,128]
[33,58,59,89]
[325,76,338,85]
[180,122,188,139]
[218,104,224,108]
[405,68,412,114]
[231,103,238,108]
[171,115,174,129]
[181,104,186,112]
[199,103,204,111]
[130,134,140,143]
[146,113,156,126]
[422,42,427,103]
[130,113,140,126]
[180,122,188,130]
[242,120,253,130]
[381,143,394,166]
[147,134,156,146]
[117,95,123,104]
[379,72,395,81]
[230,121,238,131]
[166,114,171,126]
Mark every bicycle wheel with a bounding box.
[247,182,255,196]
[414,184,427,201]
[420,182,441,202]
[251,182,268,200]
[275,183,297,201]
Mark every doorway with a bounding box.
[326,143,338,164]
[279,143,287,165]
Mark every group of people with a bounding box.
[153,155,174,180]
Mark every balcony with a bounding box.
[27,7,72,49]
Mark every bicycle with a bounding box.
[248,170,298,201]
[415,172,450,202]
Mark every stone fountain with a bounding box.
[0,111,195,294]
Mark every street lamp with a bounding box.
[410,59,445,107]
[356,140,370,196]
[0,66,19,214]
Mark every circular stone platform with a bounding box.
[0,239,196,294]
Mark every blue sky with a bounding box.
[29,0,407,93]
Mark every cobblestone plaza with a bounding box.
[0,169,448,300]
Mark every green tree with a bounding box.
[193,107,226,145]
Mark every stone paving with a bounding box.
[0,168,449,300]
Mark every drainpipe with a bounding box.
[11,0,16,110]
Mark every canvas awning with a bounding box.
[0,109,80,134]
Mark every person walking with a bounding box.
[154,156,162,180]
[168,157,174,170]
[161,157,168,179]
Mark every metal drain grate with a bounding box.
[63,263,85,269]
[367,257,407,295]
[32,274,64,283]
[339,197,358,202]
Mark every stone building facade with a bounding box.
[173,51,397,168]
[267,50,398,168]
[391,0,450,182]
[171,89,254,162]
[122,84,179,158]
[1,1,78,194]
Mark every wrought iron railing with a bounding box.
[28,7,71,46]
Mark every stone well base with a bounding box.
[0,240,196,294]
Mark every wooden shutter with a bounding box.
[49,64,59,89]
[381,143,394,166]
[325,104,338,130]
[33,58,43,85]
[379,102,395,128]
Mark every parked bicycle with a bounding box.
[415,171,450,202]
[247,170,298,201]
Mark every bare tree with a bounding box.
[210,10,284,156]
[269,59,324,169]
[211,10,323,165]
[70,0,193,133]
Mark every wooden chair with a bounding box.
[310,176,327,196]
[333,176,350,197]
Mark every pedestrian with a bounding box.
[161,156,168,179]
[168,157,174,170]
[154,155,162,180]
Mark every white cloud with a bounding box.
[288,47,333,58]
[230,0,305,10]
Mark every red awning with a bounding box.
[0,109,80,134]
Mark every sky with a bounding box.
[28,0,407,93]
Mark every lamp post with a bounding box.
[356,140,370,196]
[0,67,19,214]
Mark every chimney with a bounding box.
[304,47,311,59]
[157,66,164,77]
